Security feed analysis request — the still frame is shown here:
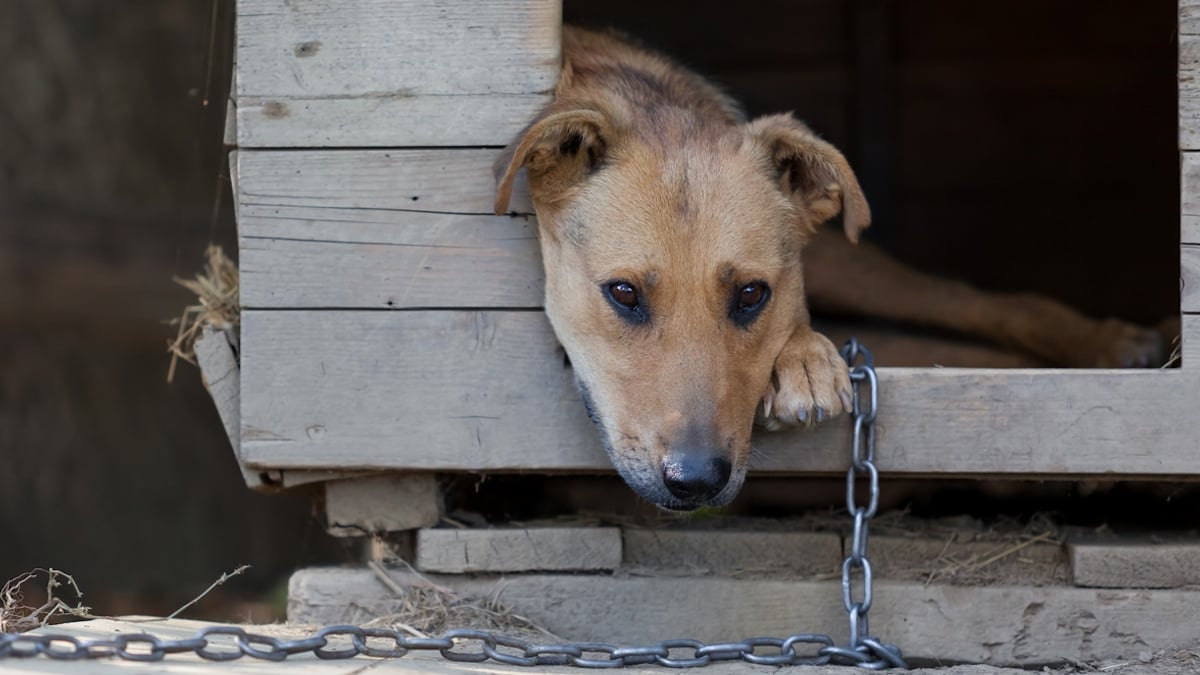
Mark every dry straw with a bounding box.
[167,245,239,383]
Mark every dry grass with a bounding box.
[0,569,93,633]
[167,244,239,383]
[361,550,561,641]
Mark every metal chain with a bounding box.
[0,339,905,669]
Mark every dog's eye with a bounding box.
[610,282,638,308]
[730,281,770,328]
[604,281,648,324]
[738,283,766,310]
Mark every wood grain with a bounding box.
[1181,36,1200,149]
[1070,538,1200,588]
[1184,0,1200,35]
[234,0,559,147]
[289,567,1200,666]
[417,527,622,573]
[239,310,1200,476]
[238,206,543,309]
[236,149,541,309]
[1182,152,1200,244]
[1183,244,1200,312]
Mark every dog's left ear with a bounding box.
[747,114,871,243]
[494,108,610,215]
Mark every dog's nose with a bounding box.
[661,455,732,502]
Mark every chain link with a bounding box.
[1,339,904,669]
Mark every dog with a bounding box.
[493,26,1168,511]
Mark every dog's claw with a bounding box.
[815,407,827,423]
[797,408,809,423]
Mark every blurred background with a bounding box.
[0,0,1181,621]
[0,0,345,621]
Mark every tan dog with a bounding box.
[494,27,1166,511]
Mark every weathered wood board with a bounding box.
[234,0,559,147]
[236,150,540,309]
[622,530,842,577]
[239,309,1200,475]
[1069,538,1200,588]
[1182,35,1200,149]
[417,527,622,573]
[289,567,1200,666]
[1181,151,1200,244]
[324,474,441,536]
[1182,245,1200,312]
[1184,313,1200,365]
[1184,0,1200,36]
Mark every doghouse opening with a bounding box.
[564,0,1180,368]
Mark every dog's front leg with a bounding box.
[758,327,853,431]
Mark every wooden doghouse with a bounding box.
[198,0,1200,666]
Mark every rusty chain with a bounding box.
[0,339,905,669]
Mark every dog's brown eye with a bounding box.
[610,282,638,308]
[730,281,770,328]
[605,281,648,325]
[738,283,766,310]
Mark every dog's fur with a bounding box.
[494,27,1167,511]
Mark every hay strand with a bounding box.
[167,244,239,383]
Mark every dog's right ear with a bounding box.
[494,108,609,215]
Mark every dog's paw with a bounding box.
[1081,318,1165,368]
[758,330,853,431]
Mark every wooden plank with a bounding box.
[622,530,842,577]
[288,567,1200,666]
[194,326,271,490]
[239,310,1200,476]
[1184,313,1200,366]
[1070,538,1200,588]
[237,150,533,215]
[236,149,540,309]
[1181,36,1200,149]
[234,0,559,147]
[1182,152,1200,244]
[1184,0,1200,35]
[239,207,542,309]
[1183,244,1200,312]
[324,475,441,536]
[417,527,621,573]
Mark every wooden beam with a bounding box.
[417,527,622,573]
[234,0,559,147]
[622,530,842,577]
[1069,537,1200,588]
[324,475,441,536]
[239,309,1200,476]
[288,567,1200,667]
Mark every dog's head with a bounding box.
[495,105,867,511]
